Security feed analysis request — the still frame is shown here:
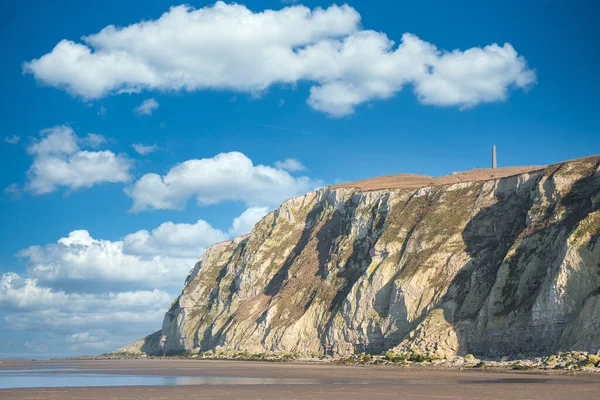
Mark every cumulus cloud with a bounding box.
[275,158,306,172]
[0,272,171,313]
[18,230,200,290]
[125,151,321,212]
[65,330,121,353]
[0,272,66,311]
[229,207,271,237]
[131,143,158,155]
[0,270,173,355]
[81,132,106,147]
[11,212,267,297]
[123,219,229,258]
[23,2,535,117]
[4,135,20,144]
[134,98,159,115]
[1,205,273,355]
[7,308,167,340]
[25,126,132,194]
[17,207,266,292]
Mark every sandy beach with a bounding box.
[1,359,599,399]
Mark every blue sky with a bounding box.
[0,0,598,356]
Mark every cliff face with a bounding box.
[128,156,600,358]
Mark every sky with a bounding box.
[0,0,598,357]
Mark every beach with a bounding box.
[1,359,599,399]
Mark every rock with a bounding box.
[114,330,161,355]
[120,155,600,360]
[544,355,558,368]
[587,354,600,366]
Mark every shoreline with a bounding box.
[37,348,600,373]
[1,356,598,375]
[1,359,600,400]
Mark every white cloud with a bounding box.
[1,205,272,355]
[131,143,158,155]
[123,219,229,258]
[98,106,107,116]
[0,200,280,357]
[4,135,20,145]
[412,42,537,108]
[16,207,264,291]
[0,272,67,311]
[25,125,132,194]
[28,125,79,155]
[125,151,321,212]
[0,196,280,355]
[0,273,172,355]
[229,207,271,237]
[0,272,171,313]
[65,330,120,353]
[275,158,306,172]
[23,3,535,117]
[7,308,167,339]
[0,270,172,354]
[134,98,159,115]
[82,132,106,148]
[18,230,199,290]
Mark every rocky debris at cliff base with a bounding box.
[335,350,600,372]
[110,348,600,373]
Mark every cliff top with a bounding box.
[332,154,600,190]
[331,165,546,191]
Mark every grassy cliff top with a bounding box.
[331,166,545,191]
[331,154,600,191]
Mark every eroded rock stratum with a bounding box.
[120,156,600,359]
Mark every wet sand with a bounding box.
[1,359,599,399]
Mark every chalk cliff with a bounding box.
[122,155,600,359]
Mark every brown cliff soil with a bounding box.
[332,166,546,191]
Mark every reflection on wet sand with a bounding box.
[1,359,599,399]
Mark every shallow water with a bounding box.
[2,360,599,400]
[0,367,566,389]
[0,369,320,389]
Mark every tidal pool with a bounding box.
[0,369,320,389]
